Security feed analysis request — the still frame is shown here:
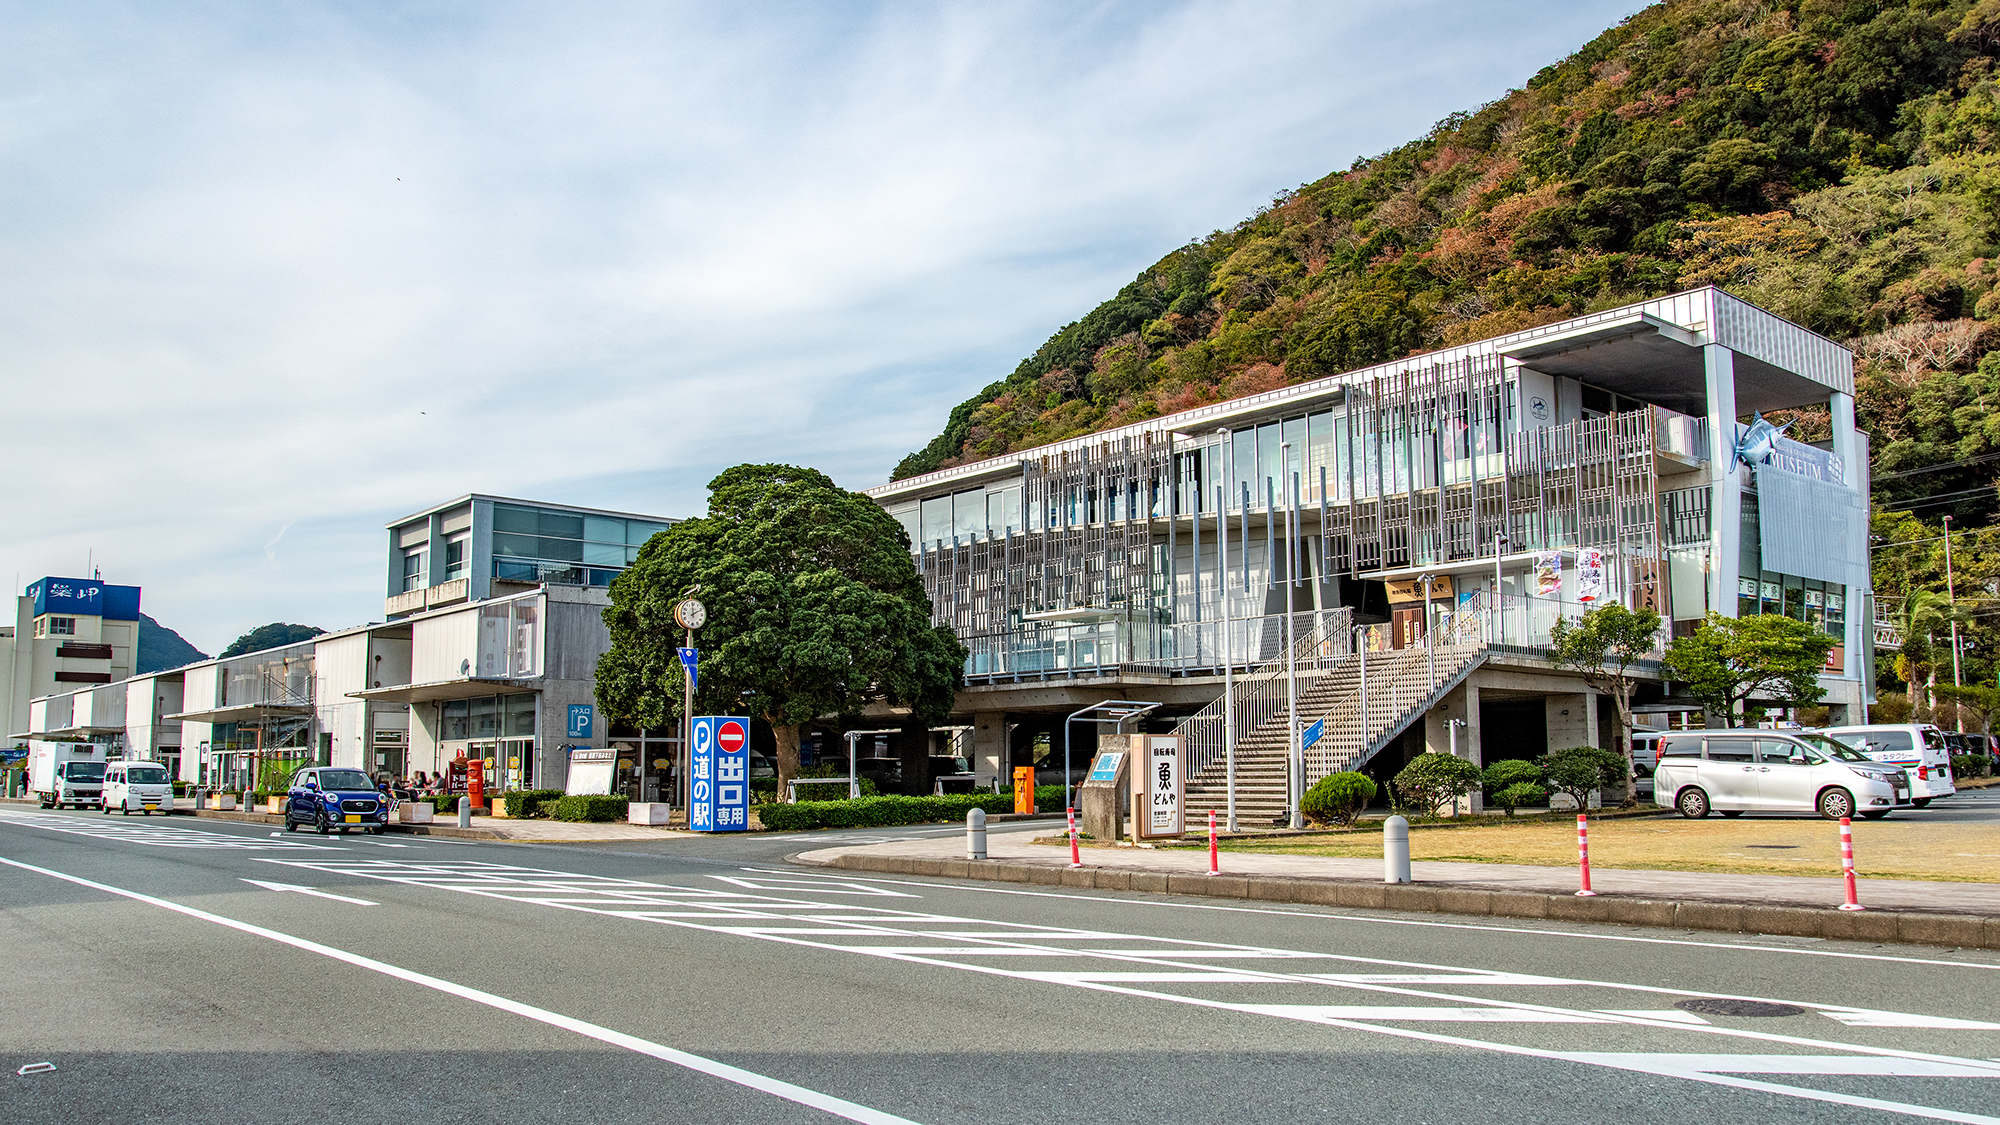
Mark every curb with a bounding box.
[800,853,2000,951]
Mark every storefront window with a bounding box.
[504,693,536,737]
[443,699,469,740]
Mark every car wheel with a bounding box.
[1861,810,1889,820]
[316,812,332,836]
[1720,810,1743,818]
[284,817,298,833]
[1676,787,1710,818]
[1912,797,1932,808]
[1818,787,1855,821]
[121,805,131,815]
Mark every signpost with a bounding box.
[565,747,616,796]
[689,716,749,832]
[566,704,594,740]
[1132,735,1184,839]
[1301,717,1325,752]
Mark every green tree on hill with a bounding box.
[219,623,324,658]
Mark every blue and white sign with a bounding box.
[689,716,750,832]
[1301,717,1326,751]
[676,647,698,692]
[26,578,141,621]
[566,703,594,740]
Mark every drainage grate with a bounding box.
[1675,997,1807,1018]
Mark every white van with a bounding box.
[1653,730,1910,819]
[1817,725,1956,805]
[100,760,174,816]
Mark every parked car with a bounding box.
[100,760,173,816]
[283,767,392,835]
[1817,724,1956,806]
[1631,731,1666,779]
[1654,730,1910,820]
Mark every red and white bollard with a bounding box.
[1067,806,1083,869]
[1839,816,1865,910]
[1206,809,1219,876]
[1575,813,1598,897]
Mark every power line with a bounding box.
[1872,450,2000,483]
[1881,485,1997,512]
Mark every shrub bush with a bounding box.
[555,794,630,822]
[535,799,562,818]
[1540,746,1628,810]
[428,795,463,817]
[1392,753,1483,816]
[1951,753,1990,779]
[1493,782,1549,815]
[753,793,1013,831]
[1481,759,1541,793]
[505,788,566,818]
[1301,772,1377,827]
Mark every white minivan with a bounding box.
[100,760,174,816]
[1817,724,1956,806]
[1654,730,1910,820]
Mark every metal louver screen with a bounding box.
[1755,466,1865,586]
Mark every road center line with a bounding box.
[0,856,923,1125]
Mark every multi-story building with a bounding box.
[21,494,681,798]
[384,494,674,618]
[867,287,1871,821]
[3,577,142,750]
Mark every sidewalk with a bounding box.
[794,826,2000,951]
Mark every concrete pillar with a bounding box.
[1424,681,1483,813]
[1704,343,1743,618]
[971,713,1008,783]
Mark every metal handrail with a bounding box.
[1175,608,1353,782]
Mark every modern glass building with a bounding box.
[868,288,1871,820]
[385,494,675,619]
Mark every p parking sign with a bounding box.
[689,716,750,832]
[566,704,594,739]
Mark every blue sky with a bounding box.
[0,0,1640,653]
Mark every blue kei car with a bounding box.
[284,767,392,835]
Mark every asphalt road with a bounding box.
[4,807,2000,1125]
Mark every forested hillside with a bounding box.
[896,0,2000,535]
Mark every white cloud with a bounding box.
[0,0,1638,652]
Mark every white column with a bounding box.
[1833,394,1869,689]
[1705,344,1742,618]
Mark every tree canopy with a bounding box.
[1663,612,1838,725]
[218,622,324,659]
[596,464,967,789]
[1547,603,1663,804]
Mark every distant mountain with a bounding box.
[218,622,326,659]
[136,614,209,674]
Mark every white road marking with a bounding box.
[1245,1004,1606,1024]
[241,879,378,906]
[1571,1053,2000,1077]
[1,856,923,1125]
[0,810,338,850]
[758,866,2000,972]
[1601,1009,1711,1025]
[1823,1010,2000,1030]
[250,856,2000,1124]
[708,875,915,897]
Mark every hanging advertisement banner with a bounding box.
[1534,550,1564,596]
[1577,548,1606,603]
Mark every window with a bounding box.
[401,548,427,592]
[443,535,468,581]
[42,617,76,637]
[1706,738,1755,763]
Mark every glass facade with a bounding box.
[491,503,671,588]
[1737,492,1845,639]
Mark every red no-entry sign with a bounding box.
[717,720,747,754]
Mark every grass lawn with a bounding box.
[1206,816,2000,883]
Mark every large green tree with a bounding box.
[596,464,966,791]
[219,622,324,659]
[1546,603,1663,805]
[1663,613,1838,727]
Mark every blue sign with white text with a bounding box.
[566,704,594,739]
[1301,717,1326,751]
[27,578,141,622]
[677,647,698,692]
[689,715,750,832]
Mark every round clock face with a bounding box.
[674,598,707,630]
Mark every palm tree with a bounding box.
[1889,589,1950,718]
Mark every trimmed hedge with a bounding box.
[555,794,630,822]
[1951,753,1991,779]
[755,793,1012,831]
[505,788,566,818]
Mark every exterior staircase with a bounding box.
[1177,599,1491,826]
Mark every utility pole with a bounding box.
[1282,442,1301,830]
[1944,515,1964,732]
[1216,471,1237,833]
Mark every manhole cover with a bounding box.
[1675,998,1806,1018]
[1744,845,1799,850]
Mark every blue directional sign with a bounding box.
[689,716,750,832]
[676,647,698,692]
[566,703,594,740]
[1301,717,1326,751]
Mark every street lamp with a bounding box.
[1282,441,1301,829]
[1944,515,1964,732]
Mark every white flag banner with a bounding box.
[1578,547,1606,603]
